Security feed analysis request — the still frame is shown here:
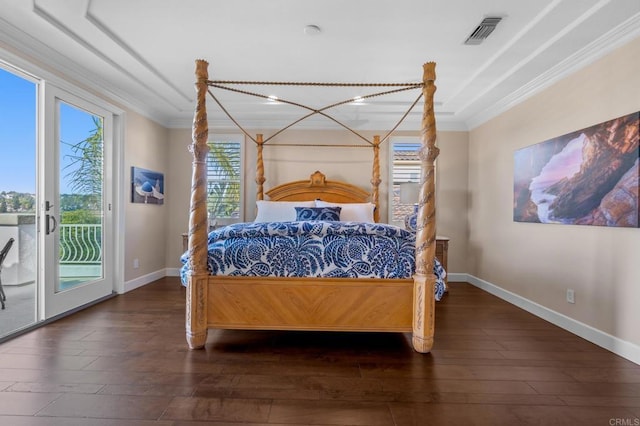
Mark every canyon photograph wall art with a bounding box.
[514,111,639,228]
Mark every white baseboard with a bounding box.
[457,273,640,366]
[123,269,167,293]
[448,273,468,283]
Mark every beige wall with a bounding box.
[468,37,640,346]
[436,131,469,275]
[123,111,170,281]
[166,128,469,272]
[166,128,195,271]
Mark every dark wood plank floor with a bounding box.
[0,278,638,425]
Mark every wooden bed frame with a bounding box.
[185,60,439,353]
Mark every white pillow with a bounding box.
[315,200,376,223]
[254,200,315,222]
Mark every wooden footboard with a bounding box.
[205,276,413,332]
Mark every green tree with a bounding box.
[63,116,103,198]
[60,209,101,224]
[11,195,20,211]
[19,194,34,212]
[61,116,103,227]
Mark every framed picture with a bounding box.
[131,166,165,205]
[514,111,639,227]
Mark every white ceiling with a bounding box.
[1,0,639,132]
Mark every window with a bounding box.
[389,137,422,227]
[206,135,244,223]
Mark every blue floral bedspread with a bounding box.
[180,221,447,301]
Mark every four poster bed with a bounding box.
[183,60,441,353]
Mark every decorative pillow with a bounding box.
[295,206,342,221]
[315,200,376,223]
[254,200,315,222]
[404,211,418,232]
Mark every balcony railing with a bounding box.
[59,224,102,264]
[1,217,102,285]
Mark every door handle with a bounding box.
[46,214,57,235]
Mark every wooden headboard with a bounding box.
[265,171,378,221]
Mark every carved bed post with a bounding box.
[371,135,381,222]
[186,59,210,349]
[412,62,439,353]
[256,133,265,201]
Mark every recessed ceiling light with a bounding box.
[304,25,322,36]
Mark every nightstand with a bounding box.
[182,233,188,252]
[436,236,449,285]
[182,225,218,252]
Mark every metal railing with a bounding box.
[59,224,102,264]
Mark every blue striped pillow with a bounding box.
[295,206,342,221]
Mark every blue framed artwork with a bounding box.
[514,111,639,227]
[131,166,165,205]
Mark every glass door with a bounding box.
[42,86,113,318]
[0,66,38,338]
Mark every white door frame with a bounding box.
[39,82,123,318]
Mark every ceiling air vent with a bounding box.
[464,16,502,45]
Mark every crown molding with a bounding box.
[85,4,192,104]
[465,13,640,130]
[0,14,170,126]
[32,1,182,113]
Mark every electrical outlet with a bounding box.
[133,258,139,269]
[566,289,575,304]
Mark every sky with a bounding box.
[0,66,99,194]
[0,67,35,193]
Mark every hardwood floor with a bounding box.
[0,278,638,425]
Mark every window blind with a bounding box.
[391,141,421,222]
[206,141,241,219]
